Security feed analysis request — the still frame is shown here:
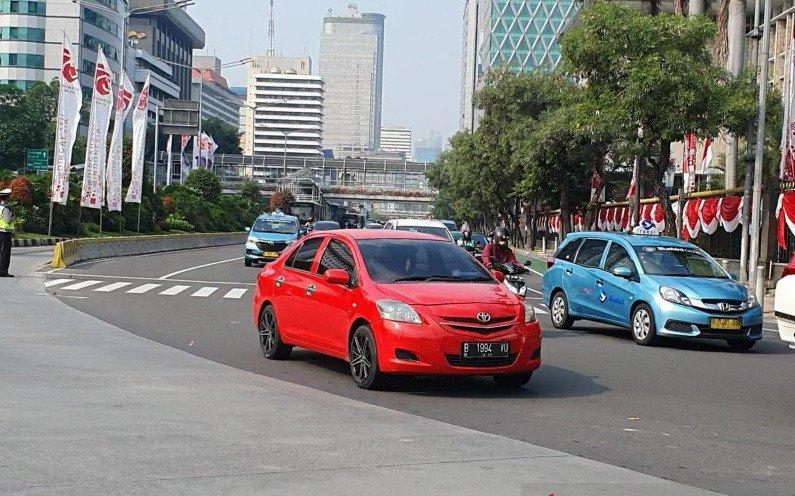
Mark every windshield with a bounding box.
[252,218,297,235]
[395,225,451,240]
[314,221,340,230]
[441,221,457,231]
[357,239,493,283]
[634,246,728,278]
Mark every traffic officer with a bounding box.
[0,188,13,277]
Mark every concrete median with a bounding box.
[49,232,246,268]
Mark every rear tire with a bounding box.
[492,372,533,389]
[244,258,253,267]
[631,303,658,346]
[727,339,756,352]
[349,325,386,390]
[550,291,573,329]
[259,305,292,360]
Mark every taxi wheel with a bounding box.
[492,372,533,389]
[550,291,573,329]
[244,259,252,267]
[349,325,386,390]
[631,303,658,346]
[259,305,292,360]
[726,339,756,352]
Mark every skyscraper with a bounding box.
[319,6,385,158]
[460,0,580,130]
[380,126,412,160]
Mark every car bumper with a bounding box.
[245,243,283,261]
[776,312,795,346]
[374,318,542,376]
[653,296,764,341]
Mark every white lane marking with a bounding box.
[160,285,191,296]
[192,286,219,298]
[223,288,248,299]
[60,280,103,291]
[44,278,73,288]
[43,273,255,286]
[528,268,544,277]
[534,306,548,315]
[526,287,542,295]
[95,282,132,293]
[159,257,244,280]
[127,283,161,294]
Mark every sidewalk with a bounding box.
[0,249,722,496]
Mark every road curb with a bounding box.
[12,237,64,248]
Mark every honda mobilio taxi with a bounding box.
[251,230,542,389]
[542,232,763,351]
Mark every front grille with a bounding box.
[697,299,747,314]
[445,354,517,367]
[438,315,517,335]
[256,241,288,252]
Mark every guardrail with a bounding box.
[50,232,246,268]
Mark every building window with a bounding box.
[0,26,45,42]
[0,0,45,14]
[82,60,96,75]
[0,52,44,68]
[83,8,120,38]
[83,33,120,61]
[0,79,37,90]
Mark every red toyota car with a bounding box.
[251,230,542,389]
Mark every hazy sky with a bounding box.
[188,0,464,144]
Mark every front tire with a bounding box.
[727,339,756,352]
[492,372,533,389]
[631,303,658,346]
[244,258,253,267]
[550,291,573,329]
[259,305,292,359]
[349,325,386,390]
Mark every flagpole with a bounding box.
[137,203,141,232]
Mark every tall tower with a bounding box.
[266,0,276,56]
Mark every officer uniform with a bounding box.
[0,188,13,277]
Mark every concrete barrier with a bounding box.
[50,232,246,268]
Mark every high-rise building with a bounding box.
[415,132,444,163]
[191,56,243,130]
[244,57,324,157]
[380,127,412,160]
[460,0,580,130]
[319,7,385,158]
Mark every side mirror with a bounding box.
[245,227,251,232]
[612,266,633,279]
[324,268,351,286]
[491,270,505,282]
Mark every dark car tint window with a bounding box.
[357,239,492,283]
[556,238,582,262]
[396,225,450,240]
[314,221,340,230]
[285,238,323,272]
[253,218,297,234]
[634,246,728,278]
[604,242,635,273]
[317,239,356,282]
[575,239,608,268]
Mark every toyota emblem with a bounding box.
[476,312,491,323]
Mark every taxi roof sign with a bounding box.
[632,219,660,235]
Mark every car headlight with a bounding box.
[523,301,536,323]
[659,286,692,306]
[376,300,422,324]
[286,239,296,245]
[247,236,258,243]
[744,293,758,309]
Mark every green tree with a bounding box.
[185,168,222,201]
[0,81,58,170]
[202,117,241,154]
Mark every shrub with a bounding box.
[165,214,194,232]
[269,189,294,213]
[185,169,221,200]
[10,176,32,204]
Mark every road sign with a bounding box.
[26,149,48,171]
[161,99,200,136]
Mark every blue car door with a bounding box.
[596,241,638,326]
[567,238,609,317]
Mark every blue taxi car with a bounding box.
[541,232,763,351]
[245,212,299,267]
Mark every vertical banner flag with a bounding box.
[699,137,713,174]
[179,134,190,180]
[125,75,150,204]
[51,35,83,205]
[683,132,697,193]
[780,27,795,181]
[165,135,173,186]
[81,47,114,208]
[193,135,200,169]
[106,72,134,212]
[202,133,219,169]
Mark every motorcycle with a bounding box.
[489,260,529,299]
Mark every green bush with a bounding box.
[165,214,195,232]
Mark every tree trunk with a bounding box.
[652,140,677,236]
[713,0,730,64]
[559,182,572,237]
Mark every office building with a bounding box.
[414,132,444,163]
[191,56,243,130]
[379,126,412,160]
[460,0,580,130]
[319,6,385,157]
[245,57,324,156]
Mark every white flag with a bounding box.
[125,75,150,204]
[165,135,173,186]
[699,137,713,174]
[781,27,795,181]
[81,47,115,209]
[51,34,83,205]
[192,135,200,169]
[202,133,219,169]
[106,72,134,212]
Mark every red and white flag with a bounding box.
[700,137,713,173]
[590,170,605,203]
[179,134,190,181]
[106,72,134,212]
[683,132,697,193]
[626,160,638,200]
[51,34,83,205]
[781,27,795,181]
[125,75,150,204]
[165,135,174,186]
[81,47,115,209]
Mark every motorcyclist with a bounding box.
[459,223,476,250]
[482,227,521,270]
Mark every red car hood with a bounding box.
[375,281,520,306]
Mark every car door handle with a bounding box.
[274,276,284,287]
[305,284,316,296]
[564,268,573,275]
[596,278,604,286]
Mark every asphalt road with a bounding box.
[45,244,795,496]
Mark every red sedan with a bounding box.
[251,230,542,389]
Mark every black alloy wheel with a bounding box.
[259,305,292,360]
[349,325,386,390]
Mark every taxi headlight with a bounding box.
[744,293,758,309]
[247,236,258,244]
[523,301,536,323]
[376,300,422,324]
[659,286,692,306]
[286,239,296,245]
